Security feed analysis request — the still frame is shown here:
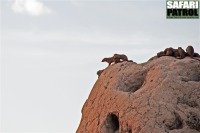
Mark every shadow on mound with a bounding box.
[186,112,200,131]
[101,113,119,133]
[164,112,183,131]
[118,70,147,93]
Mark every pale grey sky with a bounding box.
[0,0,199,133]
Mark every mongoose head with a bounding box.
[165,48,174,56]
[164,48,172,54]
[187,45,193,49]
[113,54,121,63]
[113,54,121,59]
[102,57,113,63]
[178,47,182,50]
[102,58,106,62]
[113,54,118,58]
[186,45,194,52]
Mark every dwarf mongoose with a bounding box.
[164,47,174,56]
[158,48,178,57]
[176,47,186,59]
[186,45,194,57]
[157,46,199,61]
[102,57,114,66]
[113,54,128,63]
[113,56,121,64]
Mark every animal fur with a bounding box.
[102,57,114,66]
[113,54,129,63]
[157,46,200,61]
[158,48,178,57]
[176,47,186,59]
[186,45,194,57]
[164,47,174,56]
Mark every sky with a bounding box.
[0,0,199,133]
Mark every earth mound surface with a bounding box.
[77,56,200,133]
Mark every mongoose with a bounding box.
[113,56,121,64]
[157,46,200,61]
[186,46,200,61]
[97,69,104,77]
[102,57,114,66]
[176,47,186,59]
[186,45,194,57]
[164,47,174,56]
[113,54,128,63]
[158,48,178,57]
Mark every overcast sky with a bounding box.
[0,0,199,133]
